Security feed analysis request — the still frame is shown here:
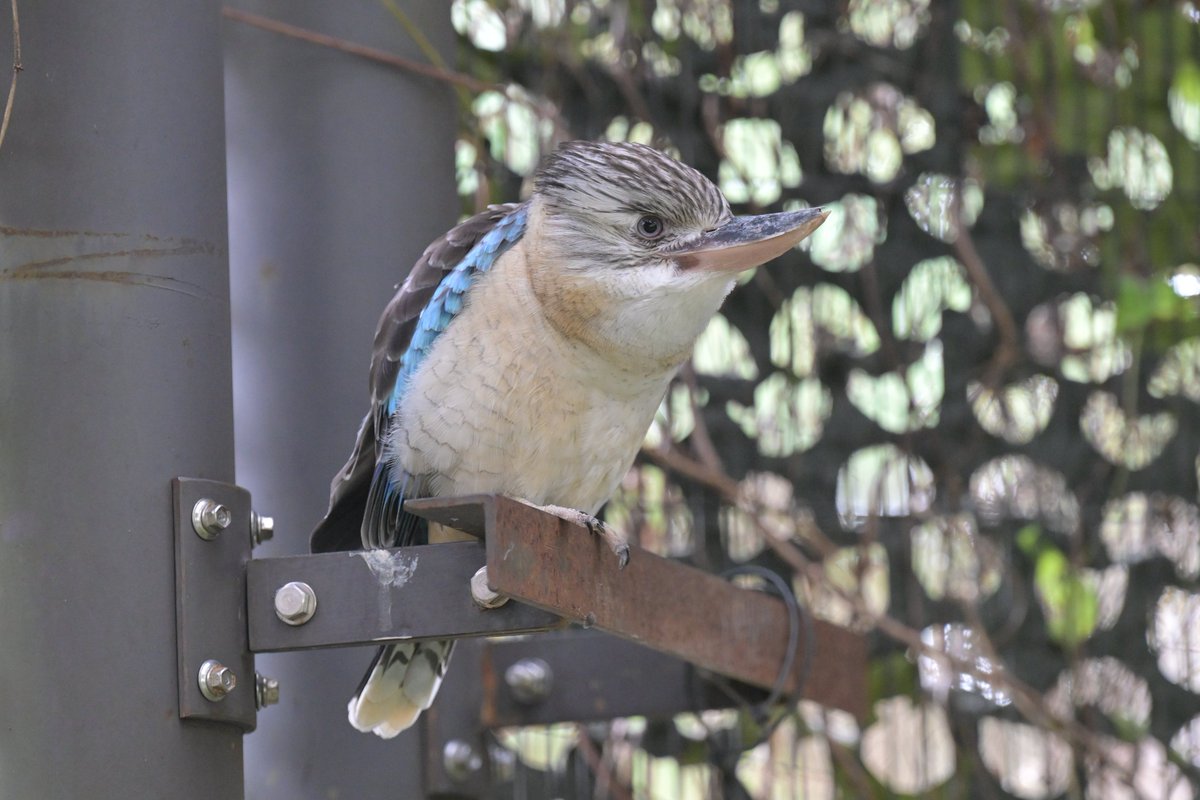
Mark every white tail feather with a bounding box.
[347,640,453,738]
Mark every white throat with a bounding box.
[523,198,736,377]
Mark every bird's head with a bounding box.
[524,140,827,374]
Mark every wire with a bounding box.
[721,564,813,718]
[684,566,815,750]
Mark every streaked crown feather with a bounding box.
[534,141,730,231]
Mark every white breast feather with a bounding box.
[389,238,676,513]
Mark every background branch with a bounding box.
[0,0,22,156]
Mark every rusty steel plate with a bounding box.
[410,495,866,718]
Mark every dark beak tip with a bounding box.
[802,206,830,224]
[671,203,829,271]
[789,206,830,237]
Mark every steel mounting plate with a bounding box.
[173,477,256,729]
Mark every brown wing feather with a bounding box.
[310,203,523,553]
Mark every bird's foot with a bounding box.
[537,504,630,569]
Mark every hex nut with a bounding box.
[251,512,275,547]
[255,673,281,709]
[192,498,232,540]
[198,659,237,702]
[274,581,317,625]
[470,566,508,609]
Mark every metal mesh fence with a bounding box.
[441,0,1200,797]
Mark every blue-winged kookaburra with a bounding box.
[310,140,827,738]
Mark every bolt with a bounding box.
[505,657,553,705]
[470,566,508,609]
[250,512,275,547]
[198,659,237,702]
[255,673,280,709]
[192,498,232,540]
[274,581,317,625]
[443,739,482,782]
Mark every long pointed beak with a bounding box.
[669,207,829,272]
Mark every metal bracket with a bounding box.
[408,495,866,710]
[172,478,256,730]
[173,487,867,744]
[405,496,869,797]
[246,542,563,652]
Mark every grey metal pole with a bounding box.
[0,2,241,799]
[222,2,459,797]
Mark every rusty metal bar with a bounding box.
[247,540,564,652]
[408,495,867,718]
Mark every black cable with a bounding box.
[682,565,817,763]
[720,566,816,734]
[698,565,816,800]
[720,564,814,722]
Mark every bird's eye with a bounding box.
[635,215,666,240]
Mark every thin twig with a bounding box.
[378,0,476,114]
[574,725,633,800]
[679,366,726,475]
[827,740,878,798]
[953,218,1021,384]
[642,441,742,499]
[642,443,836,553]
[378,0,444,71]
[222,7,497,95]
[0,0,22,156]
[223,5,575,164]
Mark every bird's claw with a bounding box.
[538,504,631,569]
[615,542,631,570]
[594,522,631,569]
[580,515,630,569]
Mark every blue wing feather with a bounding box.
[364,206,528,548]
[311,203,524,553]
[387,207,528,414]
